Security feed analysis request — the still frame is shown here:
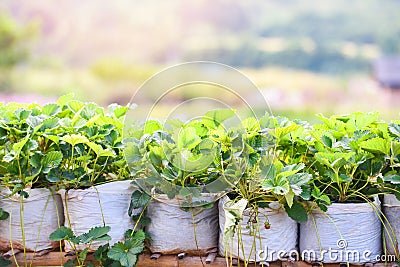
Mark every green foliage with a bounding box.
[107,230,146,267]
[50,226,111,267]
[127,109,237,199]
[0,208,9,220]
[0,94,133,194]
[306,112,386,204]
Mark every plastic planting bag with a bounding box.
[218,196,298,262]
[60,180,139,251]
[0,188,64,252]
[383,194,400,256]
[146,193,219,255]
[300,198,381,264]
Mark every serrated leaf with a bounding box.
[284,202,307,222]
[49,226,75,241]
[361,137,390,155]
[68,100,84,113]
[108,104,130,119]
[269,123,300,140]
[57,93,75,106]
[44,134,60,144]
[129,191,151,216]
[288,173,312,195]
[177,127,201,150]
[285,190,295,207]
[107,238,144,267]
[41,117,59,130]
[61,134,89,147]
[42,103,61,116]
[384,174,400,184]
[143,120,162,135]
[41,151,63,173]
[12,136,29,155]
[124,142,142,164]
[203,109,235,129]
[321,135,333,148]
[78,226,111,244]
[3,152,15,163]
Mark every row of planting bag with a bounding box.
[0,184,399,264]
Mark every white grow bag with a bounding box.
[300,199,381,264]
[146,193,219,255]
[60,180,139,251]
[218,196,298,262]
[383,194,400,256]
[0,188,64,252]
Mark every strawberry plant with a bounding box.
[49,189,150,267]
[0,95,133,193]
[224,115,312,222]
[305,112,387,207]
[126,109,237,199]
[50,226,112,267]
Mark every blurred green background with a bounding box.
[0,0,399,121]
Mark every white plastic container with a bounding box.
[383,194,400,256]
[218,196,298,262]
[0,188,64,252]
[146,193,219,255]
[300,199,381,264]
[60,180,139,251]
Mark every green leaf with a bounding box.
[288,173,312,195]
[61,134,89,147]
[203,109,235,128]
[87,142,115,157]
[108,237,145,267]
[3,152,15,163]
[57,93,75,106]
[148,146,163,167]
[63,259,76,267]
[262,175,290,195]
[285,190,295,207]
[41,151,63,173]
[389,123,400,137]
[129,190,151,216]
[284,202,307,222]
[124,142,142,164]
[12,136,29,155]
[49,226,75,241]
[361,137,390,155]
[177,127,201,150]
[338,174,352,182]
[41,117,59,130]
[78,248,89,263]
[68,100,84,113]
[143,120,162,135]
[321,135,333,148]
[42,103,61,116]
[269,123,300,139]
[0,257,12,267]
[384,174,400,184]
[0,208,9,220]
[241,117,260,133]
[78,226,111,244]
[26,115,43,128]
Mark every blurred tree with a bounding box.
[0,12,37,91]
